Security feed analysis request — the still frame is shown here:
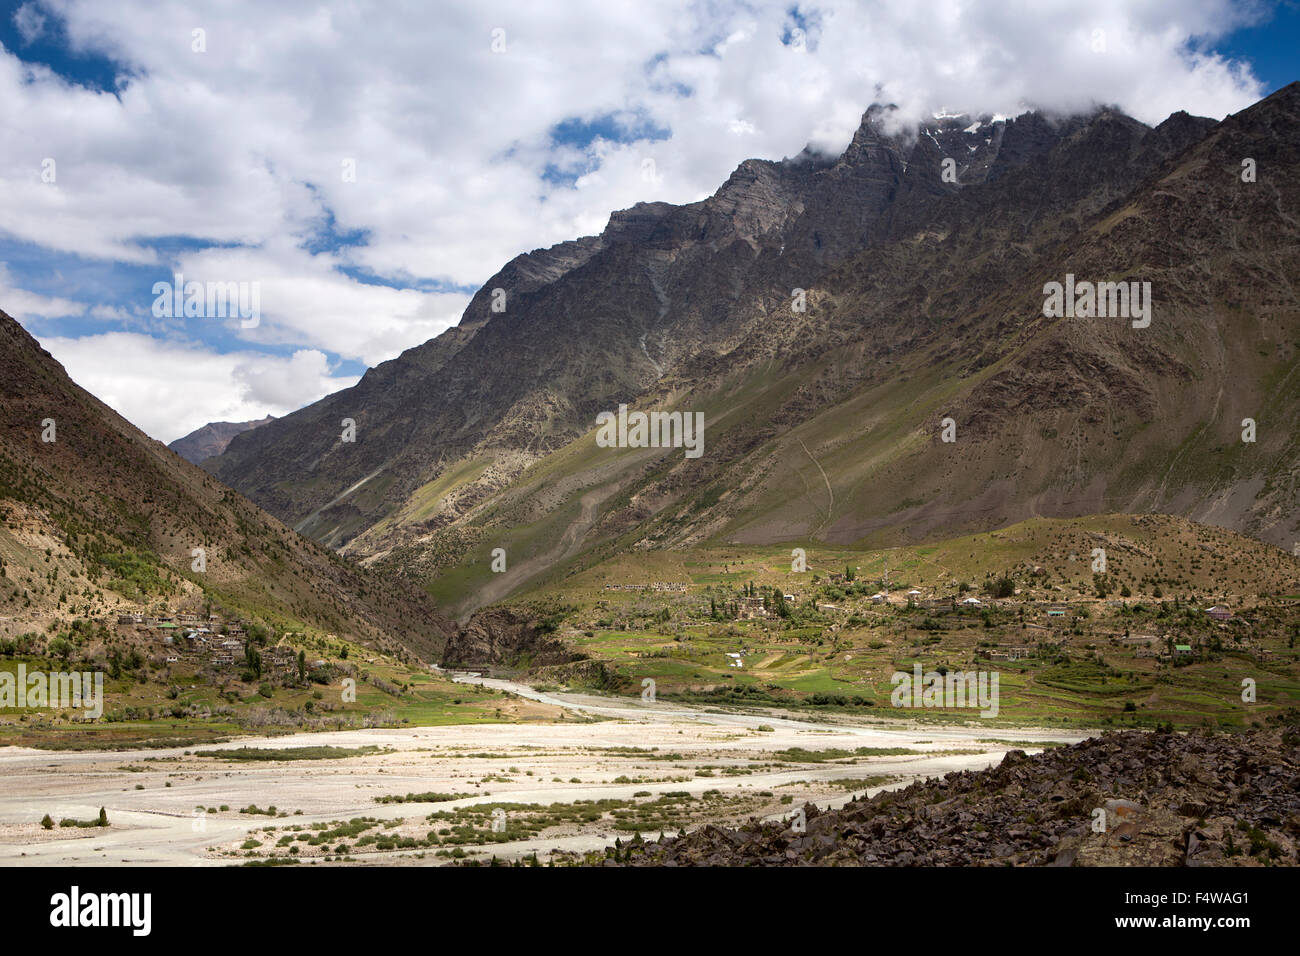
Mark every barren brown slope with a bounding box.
[206,86,1299,615]
[374,86,1298,612]
[0,311,454,661]
[169,416,274,466]
[500,83,1300,557]
[204,104,1103,547]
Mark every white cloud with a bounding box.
[40,332,359,443]
[232,348,351,410]
[5,1,1267,281]
[0,263,85,319]
[166,240,471,367]
[0,0,1272,438]
[12,3,47,44]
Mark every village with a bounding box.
[111,609,312,679]
[586,569,1278,672]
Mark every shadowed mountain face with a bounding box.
[169,416,275,466]
[206,84,1300,614]
[0,313,454,660]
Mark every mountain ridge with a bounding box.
[0,312,455,660]
[205,83,1300,615]
[169,416,275,466]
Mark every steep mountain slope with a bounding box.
[205,106,1080,542]
[0,312,454,660]
[169,416,275,465]
[208,84,1300,615]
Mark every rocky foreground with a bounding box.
[598,724,1300,866]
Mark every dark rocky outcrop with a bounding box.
[602,725,1300,866]
[442,607,581,669]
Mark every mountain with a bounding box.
[205,83,1300,616]
[0,312,454,661]
[169,416,275,466]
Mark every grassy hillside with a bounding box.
[472,514,1300,730]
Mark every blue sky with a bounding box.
[0,0,1291,441]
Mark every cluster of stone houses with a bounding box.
[113,609,301,676]
[116,610,245,634]
[603,582,689,592]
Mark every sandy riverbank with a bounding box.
[0,678,1093,866]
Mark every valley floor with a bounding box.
[0,675,1088,866]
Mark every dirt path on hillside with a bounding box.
[464,486,615,617]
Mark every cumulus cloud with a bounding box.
[12,3,46,44]
[40,333,359,443]
[4,1,1268,280]
[167,240,471,367]
[232,348,352,410]
[0,263,85,318]
[0,0,1273,439]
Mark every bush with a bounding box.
[40,814,54,830]
[990,576,1015,599]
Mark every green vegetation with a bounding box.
[457,514,1300,731]
[773,747,919,762]
[193,745,385,761]
[373,792,473,805]
[58,807,108,828]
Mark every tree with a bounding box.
[41,814,54,830]
[297,650,307,683]
[244,645,263,679]
[97,807,108,827]
[773,589,790,618]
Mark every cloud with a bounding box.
[12,3,47,44]
[40,332,359,443]
[0,0,1273,439]
[0,263,85,318]
[4,1,1268,282]
[165,240,472,367]
[231,348,352,409]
